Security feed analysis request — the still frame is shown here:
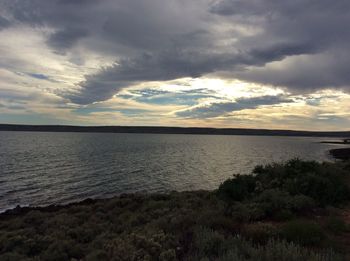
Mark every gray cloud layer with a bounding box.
[1,0,350,104]
[177,95,292,118]
[0,15,10,29]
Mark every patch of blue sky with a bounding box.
[136,94,214,105]
[136,89,170,97]
[119,88,218,106]
[74,107,148,116]
[28,73,51,80]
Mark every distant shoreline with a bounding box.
[1,123,350,138]
[321,141,348,144]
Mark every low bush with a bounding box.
[0,159,348,260]
[280,220,326,247]
[325,216,348,235]
[253,159,350,206]
[253,189,315,220]
[217,174,256,201]
[0,252,26,261]
[242,223,277,244]
[225,202,266,222]
[192,227,226,258]
[218,159,350,223]
[190,226,340,261]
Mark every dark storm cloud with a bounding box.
[209,0,350,91]
[209,0,343,16]
[0,16,10,29]
[58,0,96,5]
[67,42,316,104]
[47,27,89,51]
[177,95,292,118]
[66,50,236,104]
[1,0,350,104]
[236,50,350,92]
[247,43,319,65]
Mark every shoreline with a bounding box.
[1,146,347,216]
[321,141,350,144]
[1,146,347,215]
[0,191,198,217]
[1,159,350,260]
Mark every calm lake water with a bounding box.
[0,131,343,212]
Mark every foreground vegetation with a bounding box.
[330,148,350,160]
[1,159,350,260]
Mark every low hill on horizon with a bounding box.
[0,123,349,138]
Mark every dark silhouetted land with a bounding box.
[1,124,350,138]
[322,138,350,145]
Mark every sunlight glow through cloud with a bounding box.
[0,0,349,130]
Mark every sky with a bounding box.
[0,0,350,131]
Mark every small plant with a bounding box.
[190,227,339,261]
[242,223,277,244]
[217,174,256,201]
[253,159,350,206]
[0,159,348,260]
[280,219,326,246]
[325,216,348,235]
[192,227,226,258]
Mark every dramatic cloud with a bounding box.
[2,0,349,105]
[209,0,350,91]
[0,0,349,129]
[47,27,89,52]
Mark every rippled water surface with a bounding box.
[0,131,341,211]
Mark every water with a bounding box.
[0,131,344,212]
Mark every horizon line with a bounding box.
[0,123,349,135]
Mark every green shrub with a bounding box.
[254,189,293,216]
[248,239,340,261]
[325,216,347,235]
[41,240,83,261]
[191,227,339,261]
[290,195,315,212]
[0,252,27,261]
[192,227,226,258]
[219,159,349,223]
[0,159,348,261]
[197,212,240,231]
[159,249,176,261]
[225,202,265,222]
[1,235,25,253]
[280,220,326,246]
[253,189,315,220]
[253,159,350,206]
[242,223,277,244]
[217,175,256,201]
[85,249,109,261]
